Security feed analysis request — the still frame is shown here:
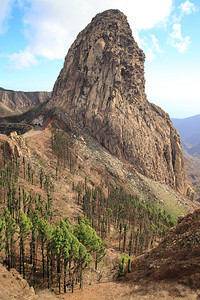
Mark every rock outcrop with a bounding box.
[49,9,186,193]
[0,132,29,164]
[0,88,51,117]
[0,264,37,300]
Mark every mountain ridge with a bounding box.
[0,88,51,117]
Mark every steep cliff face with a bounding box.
[50,9,186,193]
[0,88,51,116]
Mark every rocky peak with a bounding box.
[52,9,145,104]
[50,9,186,194]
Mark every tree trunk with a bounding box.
[95,253,98,270]
[42,243,45,281]
[64,259,67,293]
[57,255,61,294]
[22,241,25,279]
[47,247,50,289]
[19,238,22,274]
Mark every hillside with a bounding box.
[0,87,51,117]
[0,125,199,299]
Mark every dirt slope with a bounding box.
[124,209,200,290]
[1,264,199,300]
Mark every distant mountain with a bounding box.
[172,115,200,156]
[172,115,200,199]
[0,87,51,117]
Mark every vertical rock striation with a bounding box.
[51,9,186,193]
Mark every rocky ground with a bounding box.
[1,263,200,300]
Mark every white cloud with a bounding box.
[137,34,161,62]
[7,0,173,68]
[169,23,190,53]
[145,48,156,61]
[179,1,197,15]
[7,47,38,69]
[151,34,162,53]
[0,0,14,34]
[106,0,173,30]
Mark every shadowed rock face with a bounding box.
[50,9,186,193]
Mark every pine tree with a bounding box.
[30,210,40,285]
[0,217,5,252]
[40,168,44,189]
[51,224,64,294]
[118,257,124,277]
[123,224,127,252]
[129,231,133,256]
[75,217,105,270]
[38,217,50,281]
[23,157,26,179]
[128,258,131,273]
[3,207,16,269]
[19,211,32,278]
[119,223,122,251]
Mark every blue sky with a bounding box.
[0,0,200,118]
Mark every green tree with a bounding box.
[30,210,40,284]
[19,211,32,278]
[4,207,16,268]
[75,217,105,270]
[128,258,131,273]
[51,224,64,293]
[40,168,44,189]
[129,232,133,256]
[123,224,127,252]
[118,257,124,277]
[0,217,5,252]
[38,217,50,281]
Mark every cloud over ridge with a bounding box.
[3,0,174,68]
